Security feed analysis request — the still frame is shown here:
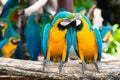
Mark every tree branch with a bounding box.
[0,57,120,79]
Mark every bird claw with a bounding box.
[93,60,100,73]
[42,60,50,71]
[58,61,65,73]
[82,61,86,74]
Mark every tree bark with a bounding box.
[0,57,120,80]
[57,0,73,12]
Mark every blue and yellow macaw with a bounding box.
[0,36,20,58]
[72,14,102,74]
[0,18,21,59]
[42,11,75,73]
[24,14,42,61]
[99,25,113,50]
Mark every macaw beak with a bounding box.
[70,13,82,27]
[12,37,21,44]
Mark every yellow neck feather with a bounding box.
[2,22,8,37]
[81,18,90,32]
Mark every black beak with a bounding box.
[69,19,83,31]
[69,19,76,27]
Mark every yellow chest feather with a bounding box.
[77,31,98,60]
[48,25,67,58]
[1,41,18,58]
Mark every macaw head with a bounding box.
[69,13,83,31]
[71,13,93,31]
[10,35,21,45]
[36,12,53,24]
[41,12,53,24]
[52,11,76,30]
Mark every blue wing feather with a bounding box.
[42,23,52,59]
[66,27,72,61]
[101,25,113,38]
[94,28,102,61]
[72,28,79,57]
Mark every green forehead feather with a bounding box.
[67,14,75,19]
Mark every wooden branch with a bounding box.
[0,57,120,80]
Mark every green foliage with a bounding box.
[105,24,120,54]
[74,0,94,12]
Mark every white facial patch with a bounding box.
[75,13,82,20]
[0,22,4,27]
[76,20,81,26]
[60,18,71,26]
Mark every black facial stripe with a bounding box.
[58,22,68,30]
[11,39,20,45]
[70,20,76,27]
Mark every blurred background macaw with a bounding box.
[0,36,20,58]
[0,18,21,58]
[24,14,42,61]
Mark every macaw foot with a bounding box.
[58,61,65,73]
[42,60,50,71]
[82,61,86,74]
[93,60,100,73]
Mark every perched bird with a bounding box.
[0,36,20,58]
[99,25,113,50]
[0,18,21,59]
[24,14,42,61]
[42,11,75,72]
[72,14,102,74]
